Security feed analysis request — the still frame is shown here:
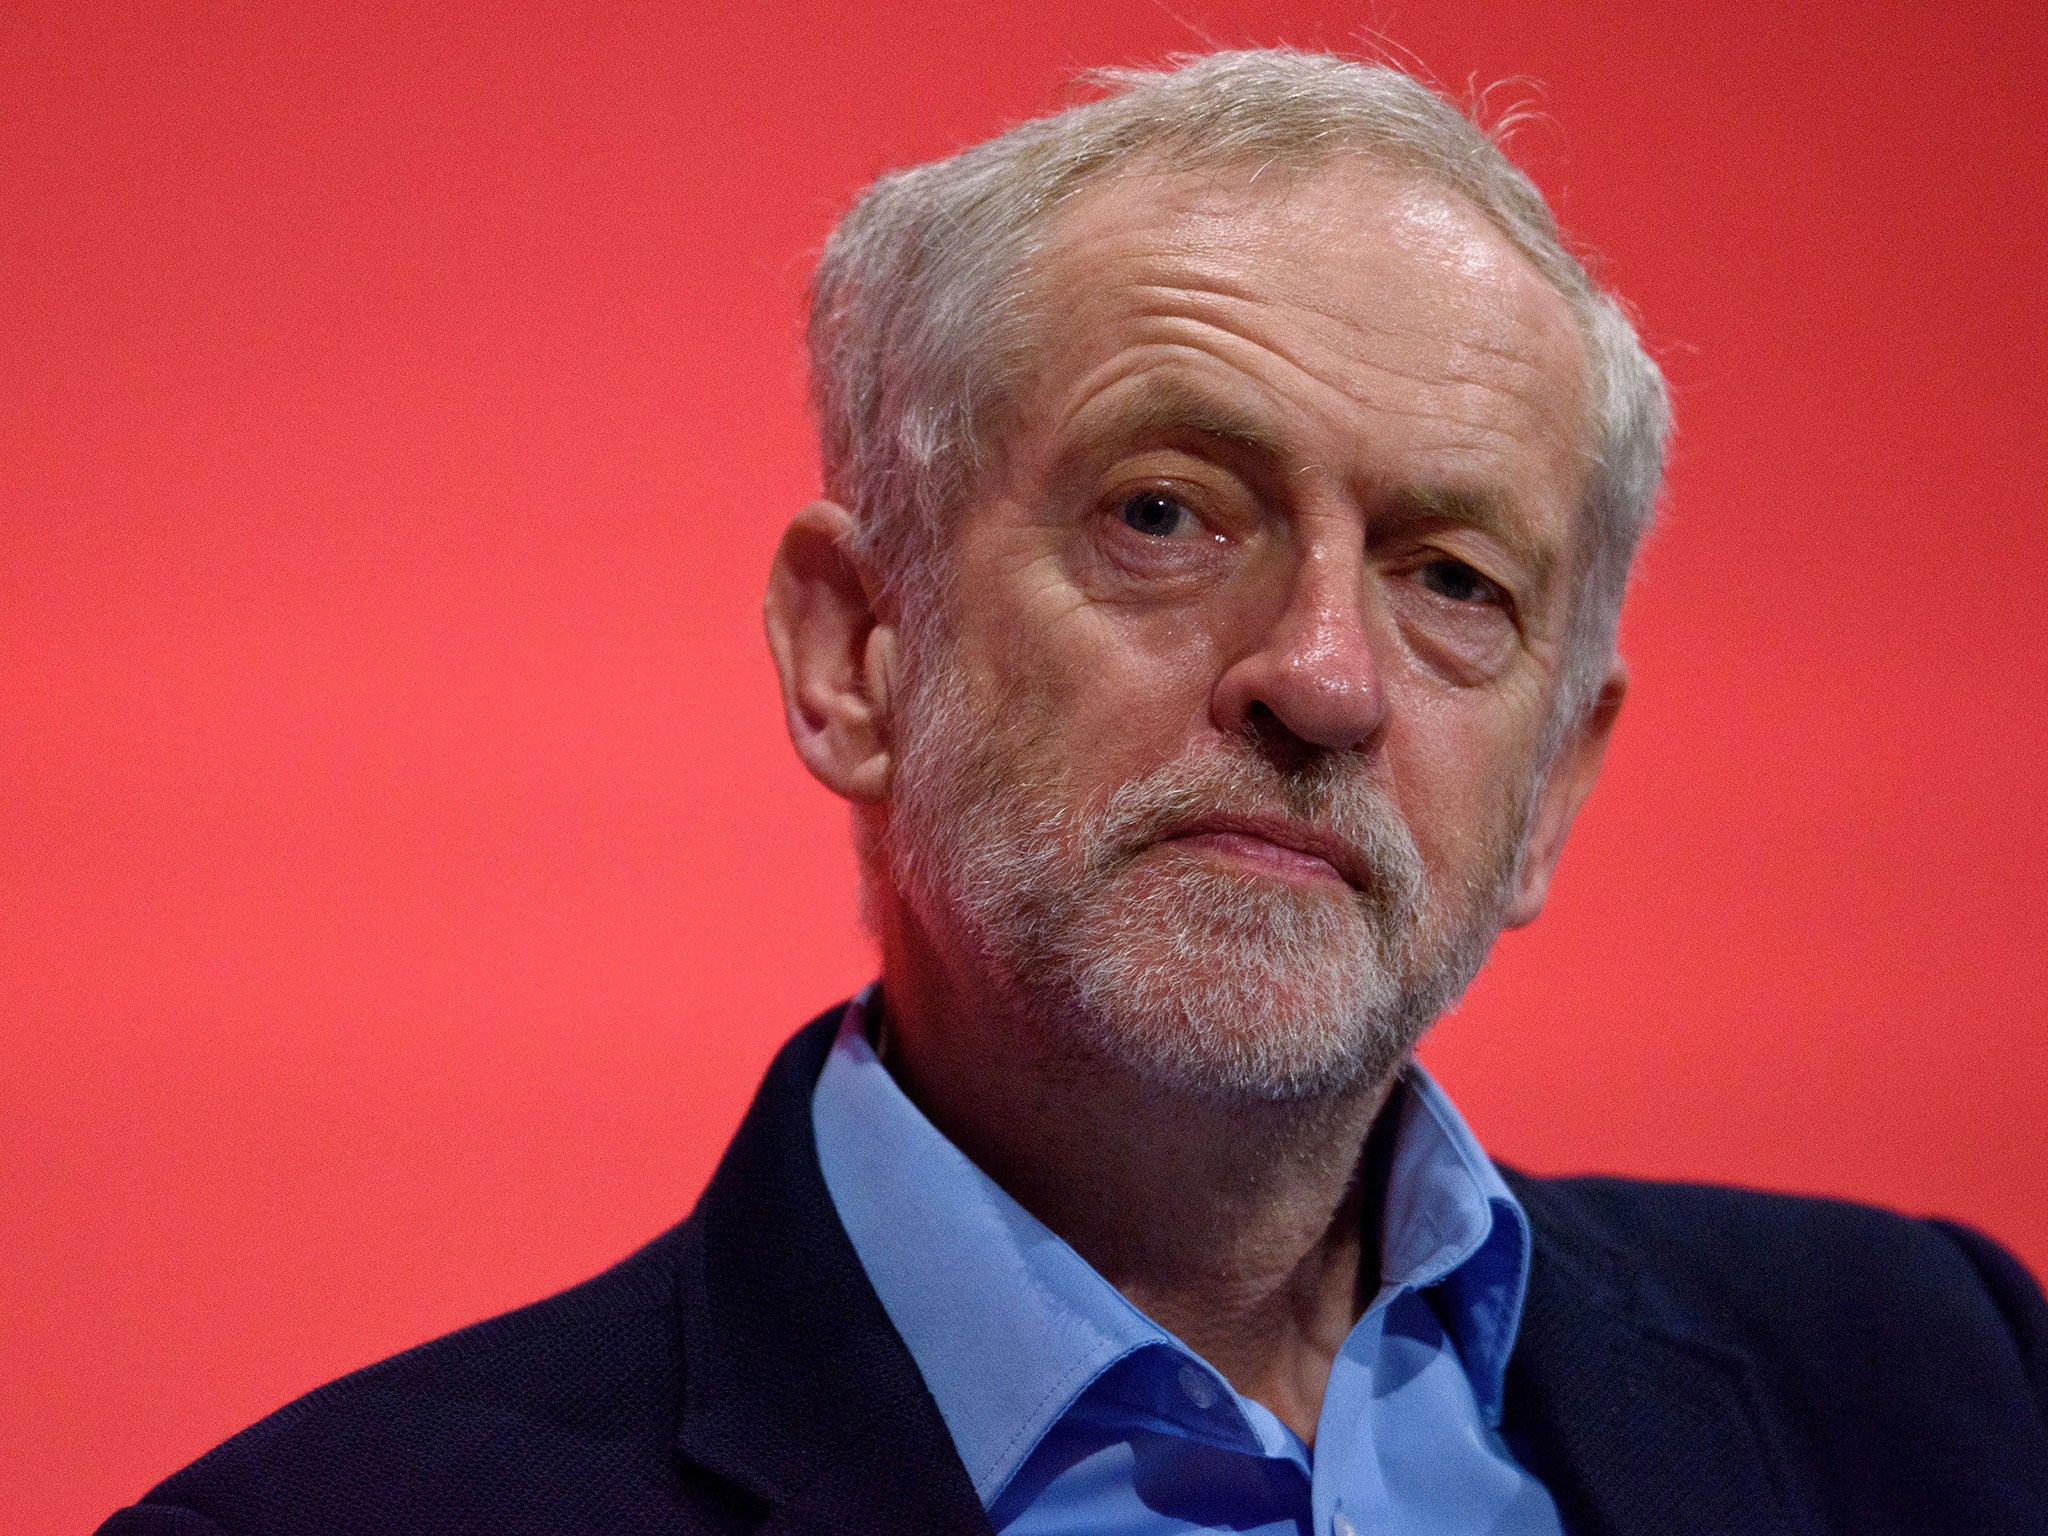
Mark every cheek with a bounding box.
[1382,690,1539,877]
[1098,607,1226,706]
[1081,640,1219,792]
[971,597,1229,785]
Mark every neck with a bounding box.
[874,922,1398,1443]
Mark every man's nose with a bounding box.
[1210,545,1388,753]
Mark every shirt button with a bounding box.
[1176,1363,1218,1409]
[1332,1514,1358,1536]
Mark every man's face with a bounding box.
[882,159,1594,1101]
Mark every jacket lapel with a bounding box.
[673,1009,994,1536]
[1501,1171,1810,1536]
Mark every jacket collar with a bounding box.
[1500,1169,1811,1536]
[672,1007,993,1536]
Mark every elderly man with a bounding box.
[103,49,2046,1536]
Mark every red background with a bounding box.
[5,2,2043,1529]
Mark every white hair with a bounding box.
[808,48,1670,727]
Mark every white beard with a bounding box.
[878,653,1528,1103]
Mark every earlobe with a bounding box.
[763,501,896,802]
[1502,663,1627,930]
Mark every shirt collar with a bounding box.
[1377,1061,1532,1425]
[810,987,1533,1504]
[811,989,1163,1504]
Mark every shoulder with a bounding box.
[1509,1168,2010,1275]
[1495,1173,2048,1529]
[1511,1170,2040,1303]
[97,1223,737,1536]
[1509,1170,2048,1417]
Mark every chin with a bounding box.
[1016,858,1440,1104]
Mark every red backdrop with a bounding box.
[5,3,2043,1529]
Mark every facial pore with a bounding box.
[882,643,1531,1103]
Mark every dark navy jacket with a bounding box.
[100,1010,2048,1535]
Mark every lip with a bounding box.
[1156,814,1363,889]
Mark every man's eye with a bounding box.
[1120,491,1193,538]
[1417,558,1504,605]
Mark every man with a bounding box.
[101,49,2046,1536]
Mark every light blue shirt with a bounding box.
[811,989,1566,1536]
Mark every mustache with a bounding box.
[1083,747,1426,913]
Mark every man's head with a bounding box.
[766,51,1668,1103]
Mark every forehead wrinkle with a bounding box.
[1275,271,1579,376]
[1174,286,1584,453]
[1149,287,1594,525]
[1060,177,1584,372]
[1069,288,1579,473]
[1033,176,1593,463]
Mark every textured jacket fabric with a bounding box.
[99,1009,2048,1535]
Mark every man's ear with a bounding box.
[763,501,898,803]
[1501,661,1626,930]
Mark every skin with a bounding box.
[763,158,1626,1442]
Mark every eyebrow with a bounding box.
[1080,379,1291,463]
